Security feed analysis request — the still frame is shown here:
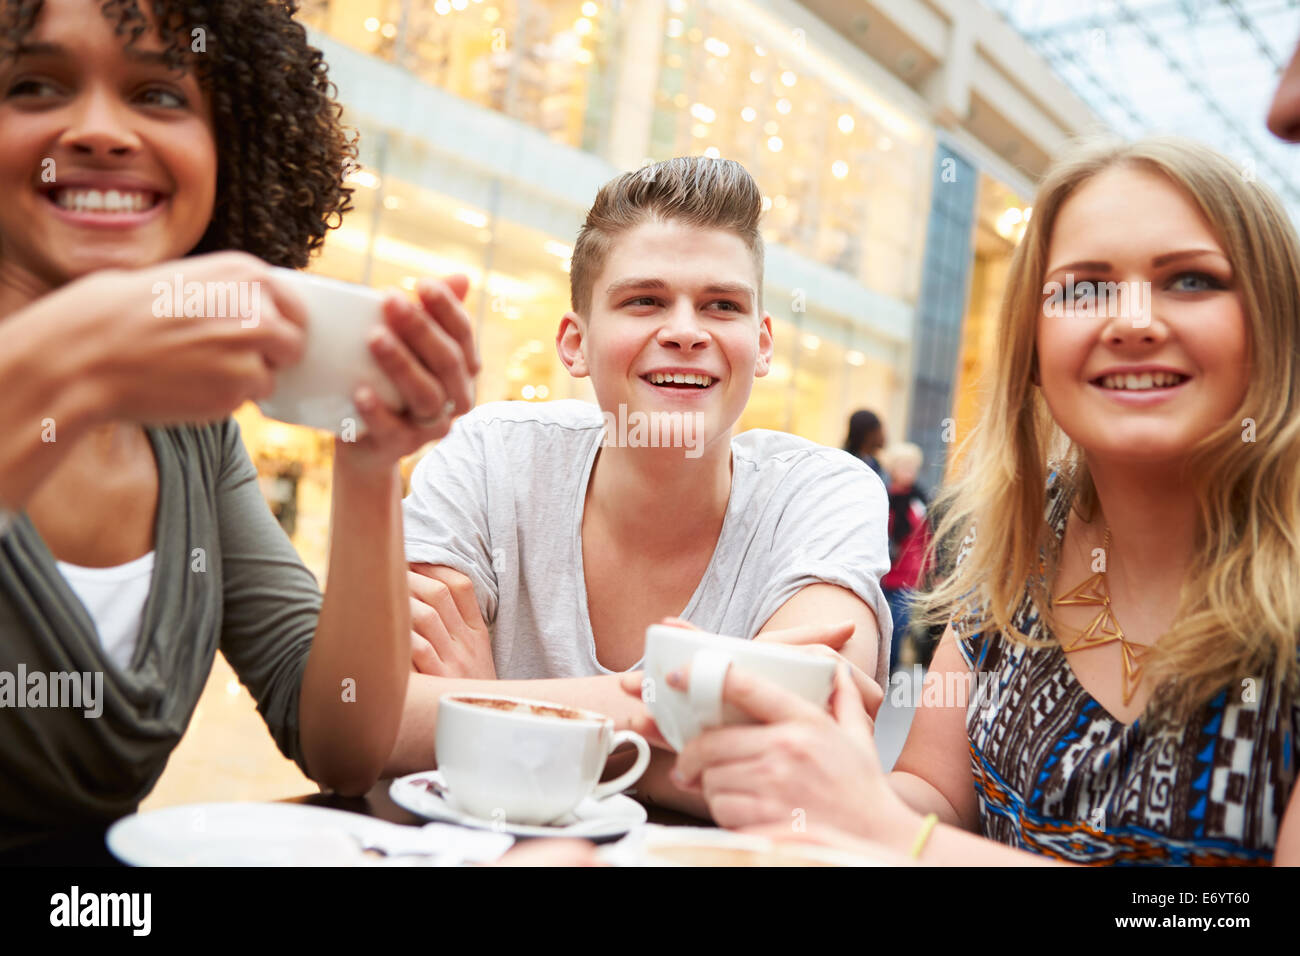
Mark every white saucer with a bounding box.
[106,802,514,866]
[388,771,647,839]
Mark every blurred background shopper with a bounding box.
[879,442,929,673]
[842,409,888,483]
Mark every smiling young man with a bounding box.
[387,158,891,815]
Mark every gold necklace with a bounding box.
[1056,527,1151,707]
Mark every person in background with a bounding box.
[878,442,930,673]
[842,409,888,483]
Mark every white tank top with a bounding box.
[56,552,156,670]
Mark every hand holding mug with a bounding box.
[669,662,901,837]
[23,251,309,429]
[336,274,480,470]
[618,618,882,751]
[662,615,883,713]
[752,619,884,717]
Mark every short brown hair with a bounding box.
[569,157,764,315]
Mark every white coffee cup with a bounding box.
[642,624,837,752]
[435,694,651,826]
[256,268,404,433]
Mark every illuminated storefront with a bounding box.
[950,173,1030,463]
[300,0,616,153]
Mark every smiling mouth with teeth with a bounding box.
[644,372,716,389]
[46,187,162,214]
[1092,371,1190,391]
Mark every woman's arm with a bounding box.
[1,253,308,509]
[667,657,1069,864]
[294,276,478,794]
[757,816,1065,866]
[1272,765,1300,865]
[295,454,410,794]
[905,818,1067,865]
[0,305,99,510]
[888,626,983,830]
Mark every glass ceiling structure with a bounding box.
[983,0,1300,221]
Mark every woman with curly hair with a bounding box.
[0,0,479,857]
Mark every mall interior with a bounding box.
[148,0,1121,806]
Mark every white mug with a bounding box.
[435,694,651,826]
[641,624,836,752]
[256,268,404,434]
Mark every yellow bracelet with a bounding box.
[910,813,939,860]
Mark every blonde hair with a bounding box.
[569,157,763,316]
[918,136,1300,718]
[880,442,924,478]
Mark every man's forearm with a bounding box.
[756,582,885,693]
[838,632,879,688]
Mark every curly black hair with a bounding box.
[0,0,356,268]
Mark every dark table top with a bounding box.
[0,780,707,865]
[288,778,707,832]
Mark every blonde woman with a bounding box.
[639,137,1300,865]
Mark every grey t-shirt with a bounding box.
[403,400,893,686]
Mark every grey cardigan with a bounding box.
[0,421,321,851]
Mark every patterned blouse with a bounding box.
[951,476,1299,865]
